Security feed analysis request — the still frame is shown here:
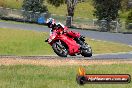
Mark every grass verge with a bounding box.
[0,63,131,88]
[87,38,132,54]
[0,28,132,56]
[0,28,54,56]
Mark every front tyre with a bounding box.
[52,41,68,57]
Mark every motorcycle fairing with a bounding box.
[58,35,80,55]
[49,34,80,55]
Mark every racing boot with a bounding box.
[74,37,86,50]
[45,39,48,42]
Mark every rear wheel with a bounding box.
[52,41,68,57]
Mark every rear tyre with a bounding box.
[52,41,68,57]
[81,44,92,57]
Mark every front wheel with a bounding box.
[52,41,68,57]
[81,44,92,57]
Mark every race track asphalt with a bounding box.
[0,21,132,59]
[0,21,132,45]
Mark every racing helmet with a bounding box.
[46,18,56,28]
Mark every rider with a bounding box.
[45,18,84,48]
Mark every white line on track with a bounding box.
[90,38,132,47]
[93,51,132,56]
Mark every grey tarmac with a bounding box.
[0,21,132,59]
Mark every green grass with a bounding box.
[0,28,54,56]
[0,0,95,18]
[119,11,131,22]
[47,1,95,18]
[1,0,130,21]
[1,0,128,19]
[0,0,23,9]
[0,64,132,88]
[1,0,131,32]
[0,28,132,55]
[87,38,132,54]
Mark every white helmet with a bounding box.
[46,18,56,28]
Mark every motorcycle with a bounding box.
[45,27,92,57]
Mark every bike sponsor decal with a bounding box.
[76,67,131,85]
